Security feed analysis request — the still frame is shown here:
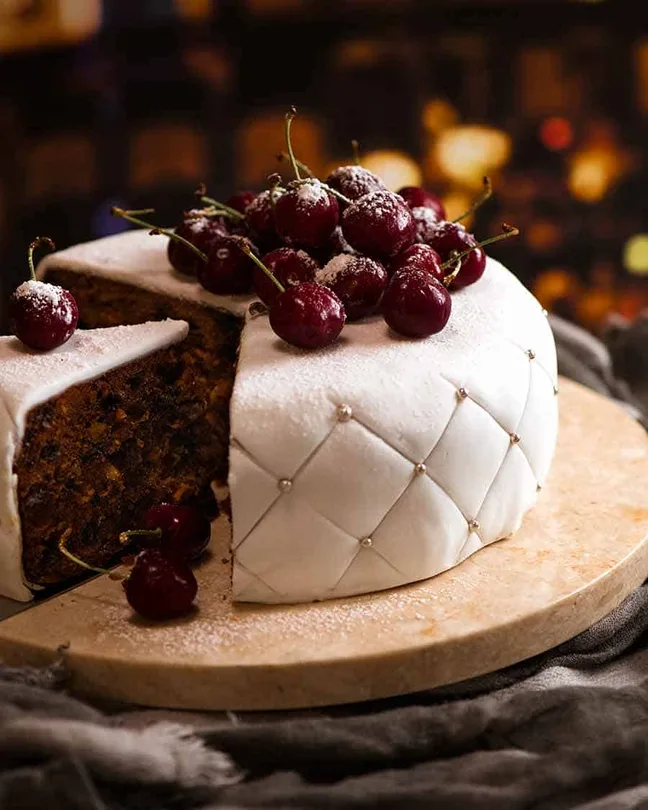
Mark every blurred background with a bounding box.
[0,0,647,335]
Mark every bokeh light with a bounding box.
[568,148,617,202]
[539,117,574,151]
[359,150,422,191]
[623,234,648,275]
[422,99,459,136]
[435,126,512,187]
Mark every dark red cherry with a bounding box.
[197,234,257,295]
[411,206,443,245]
[226,190,258,214]
[168,212,228,277]
[140,503,211,561]
[318,255,388,321]
[123,548,198,621]
[325,165,386,208]
[274,180,339,249]
[245,188,284,248]
[382,269,451,338]
[427,221,486,290]
[269,281,346,349]
[9,236,79,352]
[10,280,79,352]
[254,247,319,306]
[342,190,416,259]
[328,225,358,256]
[397,186,446,220]
[390,243,443,280]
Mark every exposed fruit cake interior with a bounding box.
[0,320,194,601]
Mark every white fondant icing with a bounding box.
[228,257,558,603]
[0,320,189,601]
[37,231,559,605]
[37,230,254,318]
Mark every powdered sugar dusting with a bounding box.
[245,188,284,216]
[0,320,188,418]
[327,165,385,200]
[95,517,447,658]
[412,206,441,243]
[349,190,409,222]
[317,254,354,285]
[295,180,330,208]
[14,279,65,305]
[187,217,210,234]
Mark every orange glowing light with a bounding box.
[568,148,618,202]
[539,117,574,151]
[532,269,581,310]
[422,99,459,136]
[359,150,422,191]
[435,126,512,187]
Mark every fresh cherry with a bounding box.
[270,281,346,349]
[429,222,520,290]
[243,243,347,349]
[273,109,340,248]
[411,206,443,244]
[253,247,319,306]
[274,180,339,249]
[245,187,284,248]
[341,190,416,258]
[198,234,257,295]
[318,255,388,321]
[390,244,443,280]
[382,269,452,338]
[426,222,486,290]
[57,532,197,622]
[226,190,258,214]
[168,212,228,277]
[9,237,79,352]
[123,548,198,621]
[325,165,386,208]
[398,186,446,220]
[112,206,213,281]
[122,503,211,562]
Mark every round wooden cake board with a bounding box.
[1,378,647,712]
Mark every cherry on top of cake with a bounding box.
[9,237,79,353]
[104,106,519,351]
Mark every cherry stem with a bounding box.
[351,139,361,166]
[285,107,301,181]
[197,194,245,221]
[111,207,208,263]
[239,244,285,294]
[27,236,56,280]
[58,533,125,581]
[441,223,520,282]
[453,177,493,224]
[278,151,313,178]
[442,255,463,288]
[119,527,163,546]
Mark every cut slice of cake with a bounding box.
[0,319,206,601]
[35,231,560,605]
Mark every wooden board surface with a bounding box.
[1,378,647,711]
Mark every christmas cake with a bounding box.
[36,228,558,605]
[4,114,559,612]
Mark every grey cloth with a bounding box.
[1,314,648,810]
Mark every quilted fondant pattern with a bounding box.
[229,259,558,604]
